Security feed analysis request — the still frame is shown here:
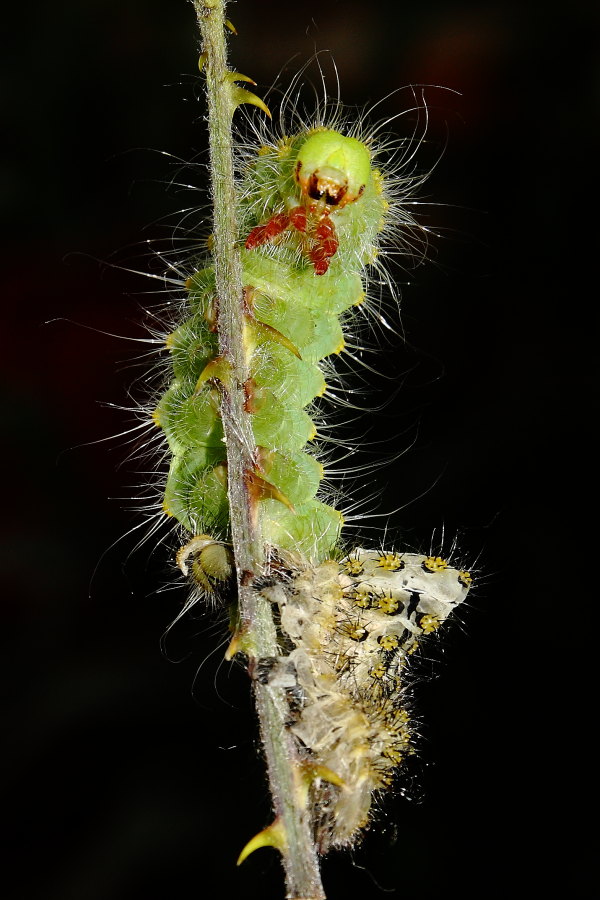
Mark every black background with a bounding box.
[2,1,597,897]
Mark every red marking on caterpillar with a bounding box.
[245,205,341,275]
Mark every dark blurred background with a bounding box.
[1,1,597,897]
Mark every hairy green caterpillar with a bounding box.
[154,125,404,564]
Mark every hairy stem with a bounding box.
[194,0,260,591]
[193,2,325,897]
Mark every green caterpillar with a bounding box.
[154,127,394,564]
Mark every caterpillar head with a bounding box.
[294,130,371,210]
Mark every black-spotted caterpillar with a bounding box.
[144,3,472,892]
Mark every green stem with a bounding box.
[194,0,260,592]
[193,3,325,897]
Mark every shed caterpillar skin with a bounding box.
[257,549,472,850]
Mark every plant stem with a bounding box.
[193,3,325,897]
[194,0,260,592]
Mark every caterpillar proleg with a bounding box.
[132,3,473,896]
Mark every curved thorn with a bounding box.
[225,70,257,85]
[246,470,295,513]
[194,355,234,393]
[231,85,271,119]
[237,817,287,865]
[224,627,252,661]
[301,761,346,789]
[248,317,302,359]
